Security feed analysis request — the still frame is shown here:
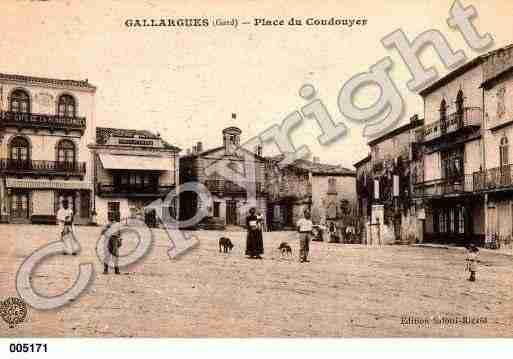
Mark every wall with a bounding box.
[311,174,356,223]
[423,65,483,126]
[95,197,130,225]
[484,70,513,169]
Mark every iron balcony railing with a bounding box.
[97,183,174,196]
[0,159,86,176]
[0,111,86,133]
[473,164,513,191]
[415,107,482,143]
[204,179,266,195]
[412,175,475,197]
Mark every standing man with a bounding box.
[57,199,78,255]
[297,209,313,263]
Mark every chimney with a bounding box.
[232,113,237,120]
[192,145,197,154]
[186,148,191,155]
[256,145,262,156]
[196,141,203,153]
[313,156,320,164]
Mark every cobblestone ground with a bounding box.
[1,224,513,337]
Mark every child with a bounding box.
[328,222,339,243]
[466,244,479,282]
[101,219,123,275]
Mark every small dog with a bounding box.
[278,242,292,257]
[219,237,234,253]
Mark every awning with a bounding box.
[6,178,92,190]
[99,154,170,171]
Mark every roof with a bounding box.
[353,155,371,168]
[269,155,355,176]
[418,44,513,97]
[481,64,513,89]
[0,72,96,91]
[180,146,225,160]
[367,116,424,147]
[95,127,180,152]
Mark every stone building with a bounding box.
[354,115,423,244]
[0,73,96,224]
[179,125,267,227]
[266,156,356,231]
[412,54,490,246]
[90,127,180,225]
[476,45,513,244]
[410,45,513,247]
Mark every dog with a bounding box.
[219,237,234,253]
[278,242,292,257]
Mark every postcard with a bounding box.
[1,0,512,344]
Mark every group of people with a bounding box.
[56,201,482,279]
[245,207,314,263]
[56,199,122,275]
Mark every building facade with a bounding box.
[355,116,423,244]
[266,156,356,231]
[90,127,180,226]
[179,126,267,228]
[413,54,489,246]
[0,73,96,224]
[477,45,513,245]
[354,44,513,247]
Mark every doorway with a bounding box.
[226,200,237,225]
[10,191,30,222]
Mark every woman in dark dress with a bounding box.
[245,208,264,259]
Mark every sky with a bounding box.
[0,0,512,169]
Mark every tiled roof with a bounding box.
[0,72,96,90]
[95,126,180,151]
[269,155,355,176]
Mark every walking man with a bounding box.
[297,209,313,263]
[57,199,78,255]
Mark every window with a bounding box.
[441,148,464,179]
[449,209,455,233]
[9,137,30,161]
[500,136,509,167]
[328,178,337,194]
[439,210,447,233]
[213,202,220,217]
[456,89,464,113]
[58,94,76,117]
[108,202,120,222]
[57,140,76,164]
[114,173,158,189]
[440,99,447,130]
[458,207,465,234]
[10,89,30,113]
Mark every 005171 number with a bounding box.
[9,343,48,353]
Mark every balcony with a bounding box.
[0,111,86,134]
[412,175,475,197]
[204,179,266,196]
[415,107,482,143]
[97,183,174,197]
[372,160,384,173]
[0,159,86,177]
[473,165,513,192]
